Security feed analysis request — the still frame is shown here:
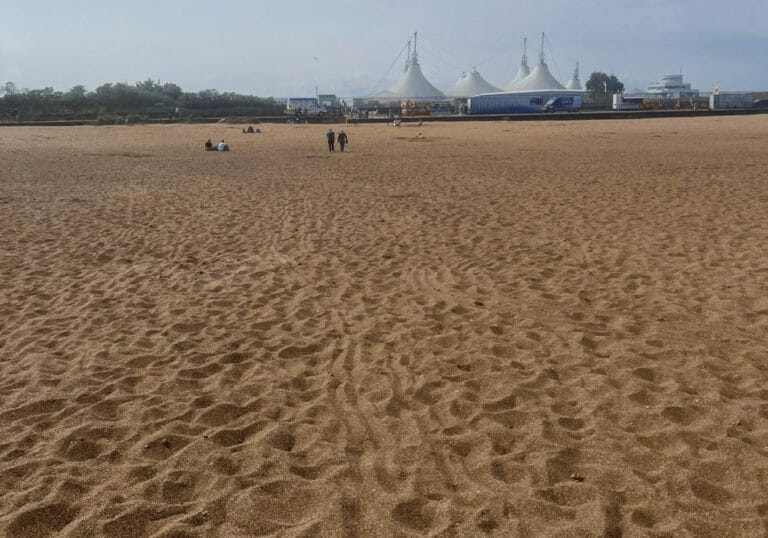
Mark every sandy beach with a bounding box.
[1,116,768,536]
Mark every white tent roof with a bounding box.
[505,37,530,91]
[566,62,582,90]
[374,32,444,99]
[505,59,530,91]
[390,60,445,99]
[445,68,501,97]
[511,60,565,91]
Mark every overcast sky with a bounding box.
[2,0,767,96]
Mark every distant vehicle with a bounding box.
[543,95,581,112]
[754,99,768,109]
[285,97,327,117]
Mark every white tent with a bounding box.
[445,68,501,97]
[509,34,565,91]
[379,32,445,99]
[512,61,565,91]
[391,61,445,98]
[505,38,530,91]
[566,62,582,90]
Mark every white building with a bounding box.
[469,34,585,115]
[646,74,699,98]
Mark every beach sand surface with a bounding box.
[1,117,768,536]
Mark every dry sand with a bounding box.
[1,116,768,537]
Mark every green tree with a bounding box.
[586,72,624,94]
[135,78,161,93]
[2,81,18,96]
[64,85,89,110]
[161,83,182,102]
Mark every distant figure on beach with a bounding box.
[326,129,335,152]
[245,125,255,133]
[337,130,348,152]
[205,139,214,151]
[218,139,229,151]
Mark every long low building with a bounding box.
[468,89,584,114]
[468,36,584,114]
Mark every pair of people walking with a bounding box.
[326,129,349,152]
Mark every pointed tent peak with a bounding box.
[404,38,412,73]
[539,32,546,64]
[377,31,443,99]
[566,62,582,90]
[522,37,528,63]
[519,37,530,71]
[390,60,445,99]
[505,37,531,91]
[510,61,565,91]
[445,67,501,97]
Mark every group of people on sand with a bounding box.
[326,129,349,152]
[205,139,229,152]
[204,127,350,153]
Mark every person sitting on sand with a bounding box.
[245,125,255,133]
[205,139,214,151]
[218,139,229,151]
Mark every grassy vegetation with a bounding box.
[0,79,284,122]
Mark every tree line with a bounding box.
[0,79,284,121]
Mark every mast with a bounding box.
[404,38,411,73]
[522,37,528,66]
[539,32,545,64]
[412,31,419,64]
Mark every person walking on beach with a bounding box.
[326,129,335,152]
[337,130,348,152]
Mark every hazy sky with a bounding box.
[2,0,767,96]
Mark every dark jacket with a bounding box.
[326,131,335,142]
[337,132,348,144]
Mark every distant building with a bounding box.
[468,34,584,115]
[646,74,699,98]
[318,94,340,109]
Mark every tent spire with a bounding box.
[412,31,419,64]
[522,37,528,66]
[539,32,545,64]
[404,38,411,73]
[566,61,582,90]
